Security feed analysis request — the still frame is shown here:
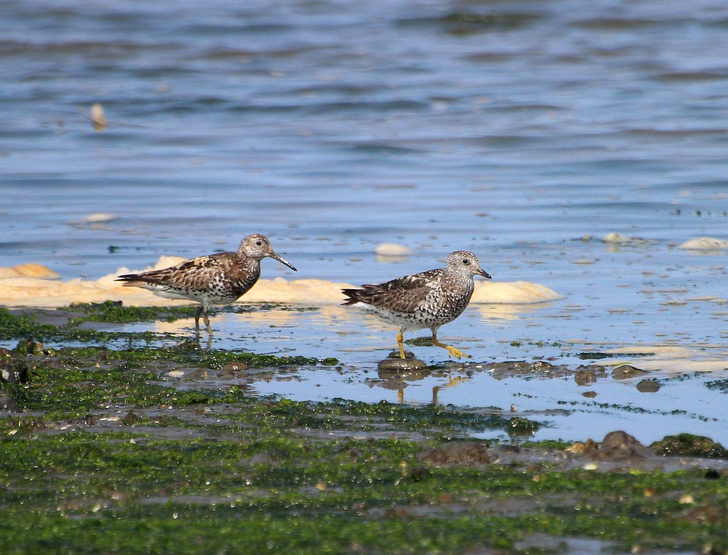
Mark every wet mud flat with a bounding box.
[2,305,728,554]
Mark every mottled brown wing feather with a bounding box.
[342,269,441,314]
[118,253,235,291]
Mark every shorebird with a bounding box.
[342,251,491,360]
[116,234,296,336]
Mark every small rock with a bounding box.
[1,360,30,384]
[650,434,728,459]
[0,393,17,411]
[636,379,661,393]
[223,361,248,372]
[528,360,571,378]
[704,469,721,480]
[378,357,427,372]
[592,431,653,462]
[488,361,538,379]
[612,364,648,380]
[532,360,554,371]
[566,439,598,456]
[575,369,598,385]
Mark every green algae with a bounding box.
[0,306,169,344]
[706,378,728,393]
[0,308,58,340]
[2,418,727,554]
[62,301,200,324]
[651,434,728,459]
[1,312,728,553]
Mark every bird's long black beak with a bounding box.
[268,251,297,272]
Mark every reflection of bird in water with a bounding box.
[116,234,296,337]
[343,251,491,360]
[377,363,471,404]
[432,376,470,405]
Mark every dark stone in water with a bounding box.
[507,417,540,437]
[592,431,653,462]
[529,360,571,378]
[651,434,728,459]
[611,364,648,380]
[574,369,598,385]
[378,357,427,372]
[636,378,660,393]
[489,360,573,379]
[488,361,531,379]
[531,360,554,371]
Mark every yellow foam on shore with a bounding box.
[0,261,562,309]
[0,264,61,280]
[472,280,562,304]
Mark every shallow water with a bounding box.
[3,0,728,443]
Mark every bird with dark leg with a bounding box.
[342,251,491,360]
[116,234,296,337]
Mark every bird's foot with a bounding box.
[446,345,471,359]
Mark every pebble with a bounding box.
[612,364,649,380]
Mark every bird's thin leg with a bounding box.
[397,330,406,359]
[431,330,470,359]
[203,310,213,336]
[194,306,203,336]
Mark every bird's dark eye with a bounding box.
[462,259,470,265]
[256,241,262,246]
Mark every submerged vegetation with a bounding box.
[1,306,728,553]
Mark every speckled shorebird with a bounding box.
[342,251,491,360]
[116,234,296,336]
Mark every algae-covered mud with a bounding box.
[2,306,728,554]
